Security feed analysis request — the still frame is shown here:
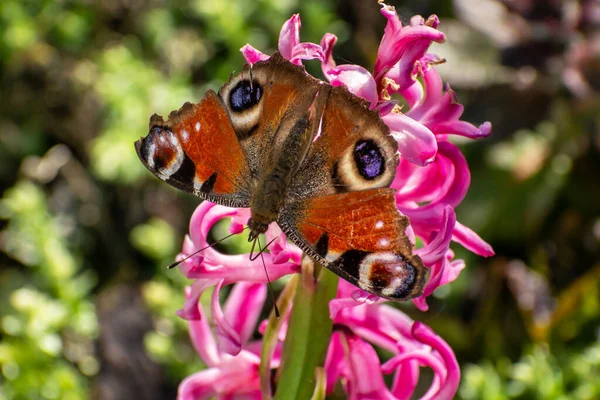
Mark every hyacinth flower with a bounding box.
[175,4,492,400]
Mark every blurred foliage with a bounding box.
[0,0,599,399]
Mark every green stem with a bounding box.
[273,256,339,400]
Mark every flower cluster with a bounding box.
[176,4,492,399]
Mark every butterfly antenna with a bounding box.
[258,236,280,318]
[167,227,248,269]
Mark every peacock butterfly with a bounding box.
[135,52,425,301]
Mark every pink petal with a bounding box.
[374,5,445,87]
[399,81,424,109]
[390,356,420,400]
[177,279,219,321]
[223,282,267,346]
[328,65,379,107]
[412,322,460,400]
[320,33,338,78]
[324,332,345,394]
[431,120,492,138]
[382,112,438,166]
[240,44,270,65]
[415,206,456,265]
[178,369,220,400]
[453,221,495,257]
[278,14,301,60]
[343,332,397,400]
[290,42,325,65]
[211,281,243,356]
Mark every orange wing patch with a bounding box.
[279,188,425,300]
[296,189,410,257]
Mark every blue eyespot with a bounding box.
[353,139,384,180]
[229,80,262,112]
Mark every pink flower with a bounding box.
[178,282,280,400]
[174,5,493,399]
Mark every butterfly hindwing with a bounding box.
[279,189,425,300]
[135,90,253,207]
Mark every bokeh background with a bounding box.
[1,0,599,399]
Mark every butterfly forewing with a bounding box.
[135,91,253,207]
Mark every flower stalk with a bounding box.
[274,256,339,400]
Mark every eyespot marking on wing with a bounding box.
[229,79,262,112]
[353,139,385,180]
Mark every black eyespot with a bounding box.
[353,139,384,180]
[229,80,262,112]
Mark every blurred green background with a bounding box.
[0,0,599,399]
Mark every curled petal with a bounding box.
[181,204,300,283]
[342,332,397,400]
[401,141,470,227]
[453,221,495,257]
[177,279,219,321]
[328,64,379,108]
[406,66,492,140]
[324,332,345,394]
[290,42,325,65]
[184,285,221,367]
[374,5,445,88]
[382,112,438,166]
[415,206,456,265]
[211,281,243,355]
[399,81,424,109]
[320,33,338,77]
[178,351,262,400]
[178,369,220,400]
[279,14,301,60]
[240,44,270,65]
[223,282,267,346]
[390,356,420,400]
[432,120,492,138]
[334,303,415,353]
[412,322,460,400]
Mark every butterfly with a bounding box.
[135,52,425,301]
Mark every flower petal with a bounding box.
[290,42,324,65]
[240,44,270,65]
[453,221,495,257]
[223,282,267,346]
[211,281,243,355]
[328,64,379,107]
[412,322,460,400]
[374,5,445,88]
[382,112,438,166]
[342,332,397,400]
[278,14,301,60]
[320,32,338,77]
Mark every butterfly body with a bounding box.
[136,52,425,300]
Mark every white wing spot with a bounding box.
[378,238,390,248]
[181,129,189,142]
[195,122,201,132]
[375,220,384,229]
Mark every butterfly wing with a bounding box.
[280,84,424,300]
[136,90,253,207]
[136,52,322,207]
[217,52,322,179]
[286,85,399,201]
[279,189,425,300]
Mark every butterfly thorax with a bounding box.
[247,134,304,240]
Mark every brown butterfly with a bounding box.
[135,52,425,301]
